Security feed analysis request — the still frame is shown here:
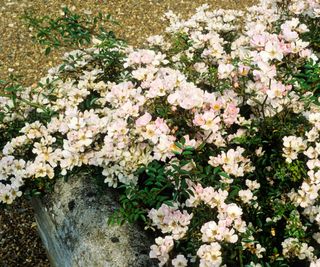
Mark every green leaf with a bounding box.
[45,47,51,55]
[174,141,184,149]
[205,166,212,175]
[182,150,193,156]
[218,172,229,178]
[184,145,194,151]
[213,167,221,174]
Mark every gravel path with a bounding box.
[0,0,256,265]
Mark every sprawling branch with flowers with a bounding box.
[0,0,320,266]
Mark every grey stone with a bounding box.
[31,174,157,267]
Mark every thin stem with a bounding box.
[239,248,244,267]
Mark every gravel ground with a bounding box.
[0,0,256,266]
[0,199,50,266]
[0,0,257,86]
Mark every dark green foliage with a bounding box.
[22,7,119,54]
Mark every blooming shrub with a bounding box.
[1,0,320,266]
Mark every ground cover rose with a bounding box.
[0,0,320,265]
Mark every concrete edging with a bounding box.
[31,175,156,267]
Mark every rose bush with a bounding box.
[0,0,320,266]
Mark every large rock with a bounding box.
[31,174,157,267]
